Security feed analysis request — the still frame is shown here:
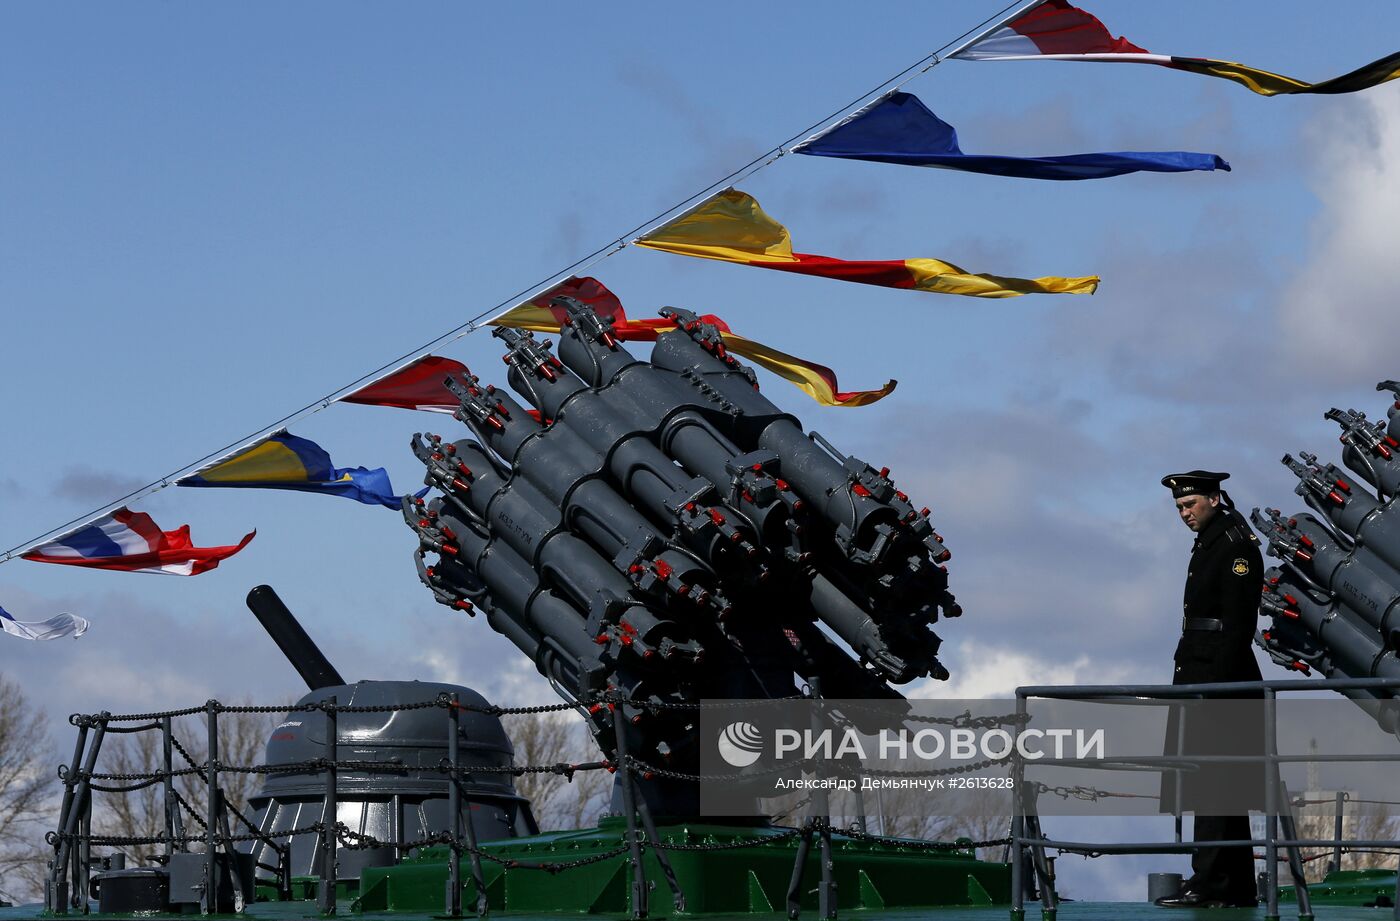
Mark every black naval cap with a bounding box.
[1161,470,1229,499]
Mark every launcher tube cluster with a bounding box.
[405,298,958,770]
[1255,382,1400,734]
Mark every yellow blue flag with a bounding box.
[179,431,403,508]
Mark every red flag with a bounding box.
[342,356,470,413]
[493,277,895,407]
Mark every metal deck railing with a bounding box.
[1010,676,1400,921]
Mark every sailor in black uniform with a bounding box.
[1155,470,1263,909]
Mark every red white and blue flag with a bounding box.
[22,507,254,576]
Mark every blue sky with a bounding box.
[4,1,1400,899]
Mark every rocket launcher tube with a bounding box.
[447,439,727,621]
[548,304,798,557]
[490,378,769,595]
[646,309,954,615]
[1263,509,1400,645]
[438,500,696,672]
[1260,569,1400,731]
[1376,379,1400,443]
[1288,454,1400,578]
[549,308,806,562]
[425,503,589,659]
[1326,407,1400,498]
[1282,453,1378,547]
[445,373,543,461]
[649,317,907,561]
[493,336,773,582]
[1274,573,1400,684]
[556,299,640,386]
[495,324,588,420]
[1283,451,1351,510]
[805,573,947,683]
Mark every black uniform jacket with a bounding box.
[1160,506,1266,814]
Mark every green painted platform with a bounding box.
[354,819,1007,915]
[7,903,1399,919]
[1280,868,1398,908]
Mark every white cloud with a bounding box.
[905,640,1137,700]
[1278,91,1400,377]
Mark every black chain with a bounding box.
[85,766,203,782]
[173,787,208,830]
[1033,781,1158,803]
[441,760,609,778]
[860,757,1007,779]
[87,776,166,793]
[647,826,807,852]
[491,845,634,872]
[83,693,821,726]
[52,824,322,847]
[624,754,819,783]
[827,822,1011,851]
[824,699,1032,730]
[101,720,164,734]
[335,825,456,851]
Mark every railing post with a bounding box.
[447,695,488,916]
[49,717,91,914]
[318,696,338,916]
[786,818,813,920]
[630,773,685,913]
[1275,779,1313,920]
[59,715,106,915]
[1330,791,1346,874]
[78,795,92,915]
[806,679,835,921]
[446,695,461,918]
[612,703,648,920]
[161,716,178,859]
[1009,811,1025,921]
[1264,687,1280,921]
[1009,693,1027,921]
[203,701,219,916]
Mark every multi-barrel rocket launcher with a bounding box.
[1254,380,1400,735]
[403,297,960,791]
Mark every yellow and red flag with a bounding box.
[491,277,896,407]
[954,0,1400,97]
[634,189,1097,298]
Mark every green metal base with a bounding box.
[353,818,1010,915]
[1279,868,1398,908]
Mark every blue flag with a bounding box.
[794,92,1228,180]
[179,431,404,508]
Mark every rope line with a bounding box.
[0,0,1041,564]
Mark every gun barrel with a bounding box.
[246,585,347,691]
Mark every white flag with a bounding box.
[0,605,90,641]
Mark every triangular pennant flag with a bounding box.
[954,0,1400,97]
[636,190,1097,297]
[179,431,405,509]
[342,356,471,413]
[796,91,1228,180]
[23,508,254,576]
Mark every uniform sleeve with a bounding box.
[1216,538,1264,637]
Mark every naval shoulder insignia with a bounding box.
[1232,558,1250,576]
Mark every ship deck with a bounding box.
[2,904,1392,920]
